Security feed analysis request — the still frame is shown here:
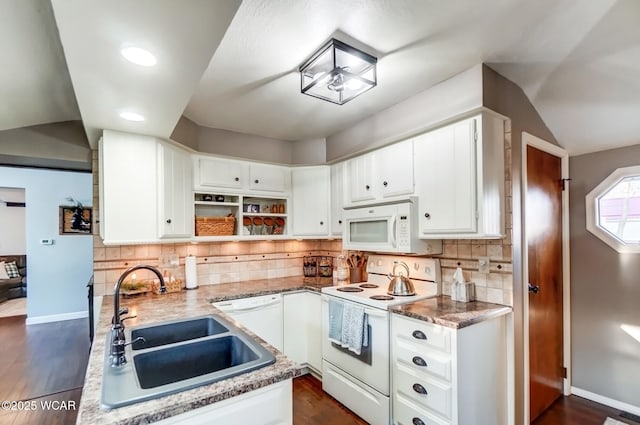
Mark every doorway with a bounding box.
[0,187,27,318]
[522,133,570,423]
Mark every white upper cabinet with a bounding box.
[330,162,346,236]
[291,166,330,237]
[197,157,246,190]
[100,130,160,244]
[249,164,290,193]
[414,113,504,238]
[377,140,414,198]
[194,156,290,195]
[347,152,377,204]
[345,139,414,206]
[158,142,193,238]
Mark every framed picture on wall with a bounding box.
[59,206,92,235]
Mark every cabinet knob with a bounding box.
[254,179,259,184]
[412,330,427,340]
[424,212,431,219]
[338,220,342,224]
[166,219,172,224]
[320,221,324,225]
[412,418,425,425]
[412,356,427,367]
[234,177,240,182]
[412,383,428,395]
[365,185,370,190]
[383,181,388,187]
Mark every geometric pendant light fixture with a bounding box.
[299,38,377,105]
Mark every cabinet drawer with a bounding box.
[395,338,451,382]
[394,394,449,425]
[393,315,452,354]
[395,363,452,419]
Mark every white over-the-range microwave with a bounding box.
[342,198,442,255]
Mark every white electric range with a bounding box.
[321,255,441,425]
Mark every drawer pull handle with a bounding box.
[412,330,427,340]
[412,383,428,395]
[412,356,427,367]
[412,418,425,425]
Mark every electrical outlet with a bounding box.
[478,256,490,274]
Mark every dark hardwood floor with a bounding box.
[0,316,90,425]
[294,374,367,425]
[532,394,638,425]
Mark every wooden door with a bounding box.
[526,145,564,421]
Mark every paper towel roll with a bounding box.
[185,256,198,289]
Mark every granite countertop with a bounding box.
[77,276,334,425]
[390,296,512,329]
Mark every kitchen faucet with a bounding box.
[110,265,166,367]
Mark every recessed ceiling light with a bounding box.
[121,46,157,67]
[119,111,145,122]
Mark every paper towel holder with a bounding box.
[185,255,199,290]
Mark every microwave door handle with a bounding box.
[390,215,397,248]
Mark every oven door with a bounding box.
[321,295,390,395]
[343,205,397,253]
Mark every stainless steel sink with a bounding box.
[131,316,229,350]
[101,314,276,408]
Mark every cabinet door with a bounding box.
[283,292,308,365]
[346,153,376,204]
[377,140,414,198]
[291,166,329,236]
[197,157,246,190]
[155,380,292,425]
[249,164,290,193]
[330,162,345,236]
[158,143,193,238]
[307,292,322,373]
[100,130,158,244]
[283,292,322,374]
[415,118,477,234]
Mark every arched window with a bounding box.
[586,165,640,253]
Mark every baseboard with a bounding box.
[26,310,88,325]
[571,386,640,416]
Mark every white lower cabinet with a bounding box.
[391,314,508,425]
[154,379,292,425]
[283,291,322,374]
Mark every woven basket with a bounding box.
[195,216,235,236]
[151,279,183,294]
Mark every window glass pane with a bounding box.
[597,175,640,244]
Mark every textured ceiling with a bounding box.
[2,0,640,156]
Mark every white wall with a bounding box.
[0,187,26,254]
[0,166,93,321]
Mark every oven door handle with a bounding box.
[321,297,388,318]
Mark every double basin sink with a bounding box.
[101,314,276,408]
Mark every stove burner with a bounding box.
[359,283,379,289]
[370,295,394,301]
[336,286,364,293]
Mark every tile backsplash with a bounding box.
[92,238,342,296]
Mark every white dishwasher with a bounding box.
[213,294,283,351]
